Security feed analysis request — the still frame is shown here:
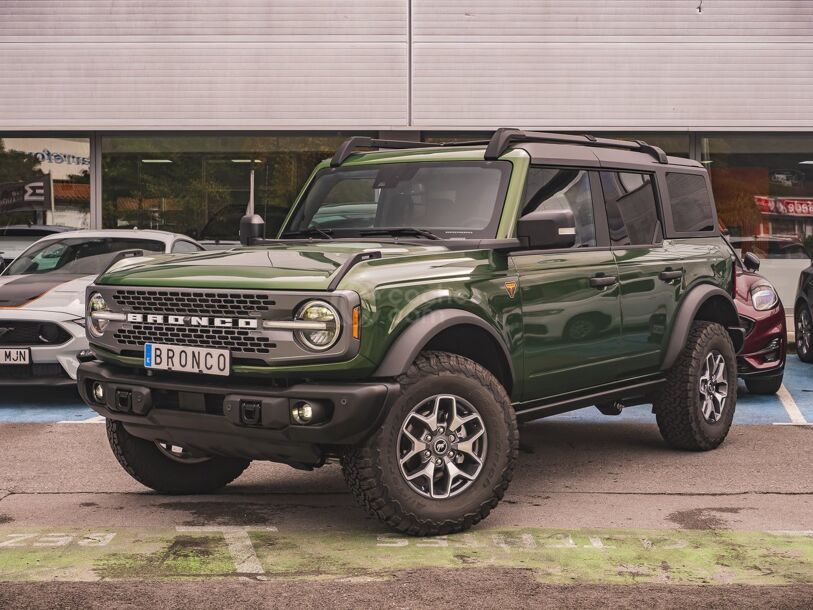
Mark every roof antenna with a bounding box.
[697,0,703,13]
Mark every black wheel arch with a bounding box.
[373,309,515,394]
[661,284,743,371]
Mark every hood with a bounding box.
[0,273,92,314]
[98,242,453,290]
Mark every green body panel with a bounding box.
[92,146,733,405]
[512,249,623,399]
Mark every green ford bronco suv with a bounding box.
[78,129,743,535]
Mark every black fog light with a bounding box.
[92,382,106,404]
[291,402,314,424]
[763,338,782,363]
[290,401,329,425]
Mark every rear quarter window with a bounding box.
[666,173,715,233]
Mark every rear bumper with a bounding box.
[77,360,398,467]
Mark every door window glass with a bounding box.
[172,240,202,253]
[666,173,715,232]
[521,168,596,247]
[600,172,661,246]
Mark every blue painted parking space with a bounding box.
[0,357,810,425]
[0,388,95,423]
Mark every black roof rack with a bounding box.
[330,136,489,167]
[484,128,668,164]
[330,129,668,167]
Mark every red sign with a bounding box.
[755,195,813,217]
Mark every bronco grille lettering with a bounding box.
[125,313,258,329]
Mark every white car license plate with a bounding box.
[0,347,30,365]
[144,343,230,377]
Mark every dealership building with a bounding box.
[1,0,812,304]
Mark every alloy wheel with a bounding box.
[698,350,729,424]
[797,308,812,356]
[397,394,487,499]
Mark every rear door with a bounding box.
[513,167,624,400]
[598,170,683,377]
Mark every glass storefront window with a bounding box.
[702,133,813,307]
[101,134,372,244]
[0,136,91,266]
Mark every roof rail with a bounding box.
[330,136,490,167]
[484,128,669,164]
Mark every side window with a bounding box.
[666,173,715,232]
[172,240,202,253]
[600,172,661,246]
[521,168,596,247]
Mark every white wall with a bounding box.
[1,1,812,131]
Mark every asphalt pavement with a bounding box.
[0,359,811,608]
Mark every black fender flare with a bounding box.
[661,284,742,371]
[373,309,515,381]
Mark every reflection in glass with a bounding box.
[101,134,371,243]
[0,136,91,229]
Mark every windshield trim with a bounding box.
[281,160,513,241]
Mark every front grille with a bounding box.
[0,321,71,346]
[114,323,275,354]
[0,363,67,379]
[111,289,275,318]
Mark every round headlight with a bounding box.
[88,292,110,337]
[751,284,778,311]
[295,300,340,351]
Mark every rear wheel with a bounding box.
[342,351,518,535]
[654,321,736,451]
[795,305,813,363]
[106,420,250,494]
[744,373,783,395]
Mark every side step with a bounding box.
[514,378,665,423]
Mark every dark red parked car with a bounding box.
[734,252,786,394]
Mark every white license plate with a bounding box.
[144,343,230,377]
[0,347,30,365]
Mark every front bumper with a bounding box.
[77,360,399,467]
[0,312,87,385]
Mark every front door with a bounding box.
[513,167,624,401]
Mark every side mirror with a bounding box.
[517,209,576,250]
[239,214,265,246]
[743,251,761,272]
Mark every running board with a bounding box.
[514,378,665,423]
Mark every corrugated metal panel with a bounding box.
[0,1,407,130]
[413,0,813,37]
[413,1,813,129]
[0,1,405,37]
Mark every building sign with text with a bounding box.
[755,195,813,218]
[0,175,52,213]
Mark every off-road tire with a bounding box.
[342,351,518,536]
[744,373,784,395]
[654,321,737,451]
[106,420,250,494]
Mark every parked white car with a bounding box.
[0,229,203,385]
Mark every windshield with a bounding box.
[284,161,512,239]
[4,237,165,276]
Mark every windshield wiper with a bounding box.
[359,227,441,240]
[281,227,334,240]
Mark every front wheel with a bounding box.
[796,305,813,363]
[654,321,737,451]
[106,420,250,494]
[342,351,518,536]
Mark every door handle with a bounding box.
[659,269,683,282]
[589,275,618,289]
